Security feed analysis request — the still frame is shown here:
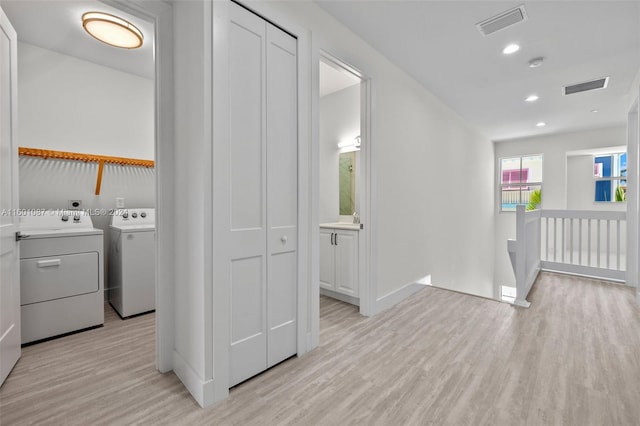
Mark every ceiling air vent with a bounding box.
[564,77,609,95]
[476,5,528,36]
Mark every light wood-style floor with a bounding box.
[2,272,640,425]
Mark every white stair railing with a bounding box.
[508,207,626,307]
[510,205,542,307]
[540,210,626,282]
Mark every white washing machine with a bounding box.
[108,208,156,318]
[19,210,104,345]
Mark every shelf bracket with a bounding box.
[95,160,105,195]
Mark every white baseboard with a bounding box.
[373,277,430,315]
[172,350,215,408]
[512,299,531,308]
[541,262,624,283]
[319,288,359,306]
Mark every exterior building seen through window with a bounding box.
[500,155,543,212]
[594,152,626,202]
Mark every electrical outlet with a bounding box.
[68,200,82,210]
[116,197,125,208]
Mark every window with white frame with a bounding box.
[594,152,626,202]
[500,155,543,212]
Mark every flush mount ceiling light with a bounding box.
[525,95,539,102]
[82,12,143,49]
[536,122,546,127]
[591,109,599,113]
[502,44,520,55]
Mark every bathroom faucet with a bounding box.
[353,212,360,224]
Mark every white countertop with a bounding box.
[320,222,362,231]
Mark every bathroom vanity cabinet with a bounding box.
[319,225,359,298]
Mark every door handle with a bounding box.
[15,231,30,241]
[335,233,338,246]
[330,232,334,245]
[37,259,61,268]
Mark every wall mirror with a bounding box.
[339,151,356,215]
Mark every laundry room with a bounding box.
[3,1,156,342]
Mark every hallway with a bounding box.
[1,273,639,425]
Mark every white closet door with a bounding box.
[229,4,267,387]
[266,24,297,368]
[228,2,298,387]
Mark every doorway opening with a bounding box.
[1,0,160,382]
[318,54,372,328]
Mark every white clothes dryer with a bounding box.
[108,208,156,318]
[19,210,104,344]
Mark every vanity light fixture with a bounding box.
[525,95,539,102]
[82,12,143,49]
[337,136,361,152]
[502,44,520,55]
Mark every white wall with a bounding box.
[319,84,360,224]
[17,42,155,286]
[494,126,627,288]
[255,1,496,301]
[171,0,212,404]
[18,42,154,159]
[627,69,640,299]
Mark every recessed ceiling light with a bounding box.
[525,95,539,102]
[528,57,544,68]
[502,44,520,55]
[591,109,599,113]
[82,12,143,49]
[536,122,546,127]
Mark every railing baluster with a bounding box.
[569,218,574,264]
[553,217,557,262]
[597,220,601,268]
[588,219,592,266]
[616,219,621,271]
[578,218,582,265]
[561,218,565,263]
[545,217,549,261]
[606,220,611,269]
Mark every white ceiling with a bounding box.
[320,59,360,97]
[4,1,639,142]
[2,0,154,80]
[315,1,640,141]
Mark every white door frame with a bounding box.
[317,52,374,318]
[627,94,639,304]
[102,0,174,372]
